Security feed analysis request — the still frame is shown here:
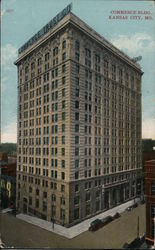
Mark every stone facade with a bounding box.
[15,11,143,226]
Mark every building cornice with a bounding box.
[14,12,143,75]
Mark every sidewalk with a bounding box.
[1,208,13,214]
[17,198,139,239]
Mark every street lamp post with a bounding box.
[137,216,139,238]
[153,216,155,249]
[0,167,1,211]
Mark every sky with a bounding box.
[1,0,155,143]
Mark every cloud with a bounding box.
[6,8,14,13]
[1,44,17,70]
[1,121,17,143]
[111,33,155,57]
[142,118,155,139]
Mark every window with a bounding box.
[85,48,91,58]
[62,64,66,73]
[45,52,49,61]
[74,208,79,220]
[62,124,65,132]
[62,100,66,109]
[75,159,79,168]
[51,194,56,202]
[76,77,79,87]
[75,88,79,97]
[62,52,66,61]
[74,196,79,205]
[75,52,80,61]
[75,124,79,132]
[55,159,58,167]
[52,70,54,78]
[62,148,65,156]
[86,203,91,215]
[75,40,80,50]
[75,101,79,109]
[62,76,66,85]
[152,204,155,216]
[96,190,100,198]
[55,171,57,179]
[62,88,65,97]
[38,58,42,66]
[61,172,65,180]
[75,171,79,179]
[61,185,65,192]
[60,196,65,205]
[62,40,66,49]
[62,136,65,144]
[60,208,65,221]
[112,64,116,80]
[53,47,58,56]
[75,147,79,156]
[25,66,28,74]
[29,196,32,205]
[75,184,79,192]
[152,222,155,238]
[36,199,39,208]
[85,192,90,201]
[76,64,80,73]
[96,200,100,212]
[43,191,47,198]
[75,136,79,144]
[36,189,39,196]
[62,160,65,168]
[75,112,79,121]
[152,182,155,195]
[62,112,66,121]
[104,59,109,77]
[95,54,100,63]
[31,62,35,70]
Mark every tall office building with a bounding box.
[15,5,143,226]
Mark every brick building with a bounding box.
[0,153,16,209]
[145,160,155,246]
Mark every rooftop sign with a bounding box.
[18,3,72,54]
[132,56,142,63]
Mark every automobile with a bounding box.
[132,202,138,208]
[102,215,113,226]
[113,212,121,219]
[89,219,103,231]
[7,208,16,216]
[126,206,133,211]
[140,199,145,204]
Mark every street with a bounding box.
[0,204,145,249]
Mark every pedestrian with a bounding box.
[52,218,55,230]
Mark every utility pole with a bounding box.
[151,216,155,249]
[0,167,1,211]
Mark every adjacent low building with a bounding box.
[14,4,143,226]
[0,153,16,209]
[145,160,155,246]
